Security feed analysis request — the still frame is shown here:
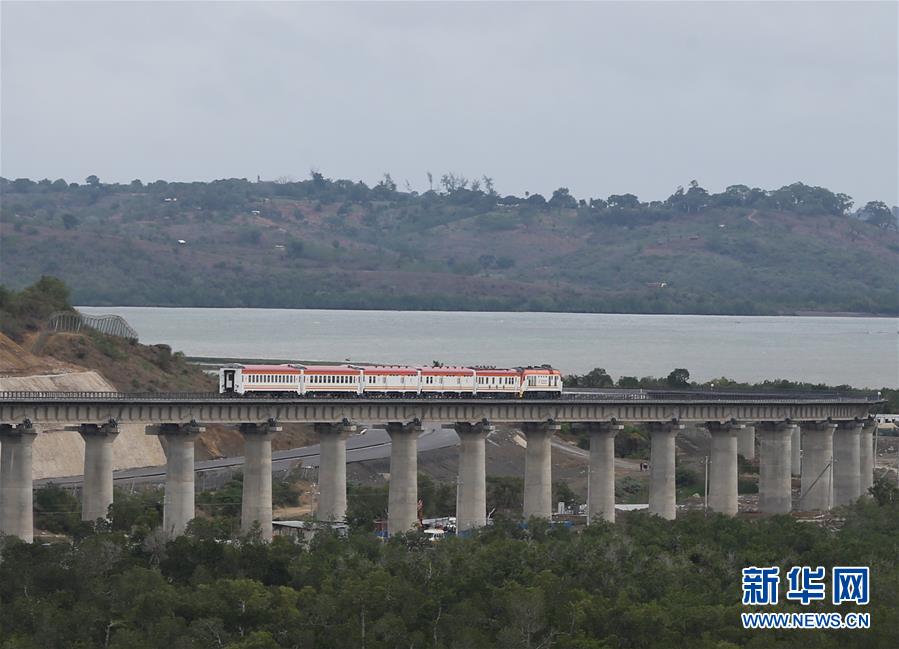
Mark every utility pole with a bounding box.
[703,455,710,512]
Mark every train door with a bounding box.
[223,369,236,392]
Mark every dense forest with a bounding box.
[1,174,897,315]
[2,486,897,649]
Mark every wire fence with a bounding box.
[47,310,138,340]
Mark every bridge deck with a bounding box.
[0,390,881,404]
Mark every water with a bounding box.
[77,307,899,388]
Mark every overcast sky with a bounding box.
[2,1,897,205]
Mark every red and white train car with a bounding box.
[219,363,562,398]
[362,366,419,396]
[420,366,476,396]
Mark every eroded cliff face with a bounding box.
[0,371,167,479]
[0,342,317,477]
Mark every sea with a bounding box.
[77,307,899,389]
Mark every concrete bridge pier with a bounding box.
[522,421,558,520]
[452,420,492,533]
[584,421,623,523]
[315,419,355,523]
[647,422,683,520]
[833,421,862,507]
[0,421,37,542]
[149,421,203,538]
[757,421,792,514]
[708,422,742,516]
[859,419,875,498]
[799,422,836,511]
[738,425,755,460]
[386,420,422,536]
[790,425,801,477]
[240,419,280,540]
[79,420,119,522]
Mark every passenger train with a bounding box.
[218,363,563,399]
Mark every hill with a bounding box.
[1,176,897,314]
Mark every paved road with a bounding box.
[35,425,460,488]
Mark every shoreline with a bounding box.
[78,305,899,319]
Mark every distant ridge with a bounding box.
[2,176,897,315]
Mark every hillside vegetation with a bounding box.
[0,279,215,392]
[1,175,897,314]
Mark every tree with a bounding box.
[287,239,305,256]
[440,172,469,194]
[869,475,898,504]
[375,173,397,194]
[62,213,79,230]
[683,180,709,212]
[666,368,690,388]
[863,201,897,229]
[85,174,100,186]
[12,177,36,192]
[581,367,614,388]
[309,168,327,190]
[607,193,639,209]
[478,254,496,271]
[548,187,577,210]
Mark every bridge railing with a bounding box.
[0,390,883,403]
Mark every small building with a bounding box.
[272,520,349,542]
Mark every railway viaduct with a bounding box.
[0,391,882,542]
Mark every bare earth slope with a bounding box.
[1,329,315,474]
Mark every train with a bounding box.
[218,363,563,399]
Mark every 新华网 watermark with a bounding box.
[741,566,870,630]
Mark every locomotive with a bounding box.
[218,363,563,399]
